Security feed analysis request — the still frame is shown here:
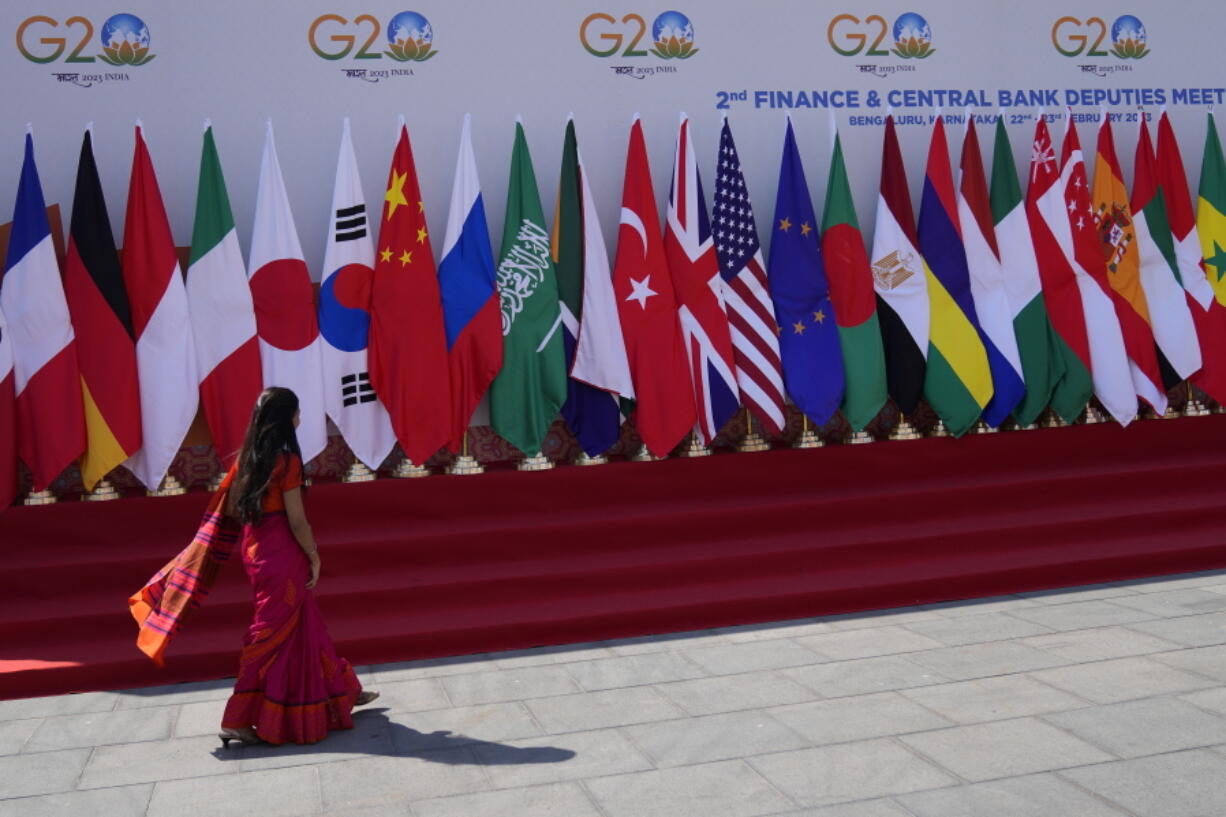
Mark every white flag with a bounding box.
[248,121,327,462]
[319,118,396,469]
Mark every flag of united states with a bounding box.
[713,118,787,434]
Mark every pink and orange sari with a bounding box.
[131,454,363,745]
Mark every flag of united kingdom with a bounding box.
[664,115,740,443]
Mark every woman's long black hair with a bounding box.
[230,387,302,525]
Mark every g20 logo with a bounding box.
[16,13,155,66]
[1052,14,1149,59]
[828,12,935,59]
[308,10,438,62]
[580,11,698,59]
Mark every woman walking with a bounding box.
[131,387,377,747]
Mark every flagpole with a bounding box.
[448,428,484,475]
[737,406,769,452]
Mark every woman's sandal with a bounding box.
[355,690,380,706]
[218,727,262,748]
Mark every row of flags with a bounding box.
[3,109,1226,507]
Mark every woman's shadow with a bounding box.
[211,707,576,766]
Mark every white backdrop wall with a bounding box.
[1,2,1222,281]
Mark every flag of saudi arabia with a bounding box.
[489,120,567,456]
[990,116,1062,426]
[1198,111,1226,309]
[821,118,887,431]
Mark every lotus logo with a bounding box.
[1109,15,1148,59]
[384,11,436,62]
[650,11,697,59]
[98,13,154,66]
[892,12,934,59]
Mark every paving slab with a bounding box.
[904,641,1070,681]
[0,783,152,817]
[1126,611,1226,647]
[621,709,809,767]
[1110,589,1226,617]
[24,704,175,752]
[1059,748,1226,817]
[387,702,542,753]
[1029,656,1215,704]
[317,749,489,811]
[585,759,794,817]
[473,729,652,789]
[77,735,238,789]
[795,626,945,661]
[147,764,322,817]
[771,800,915,817]
[411,781,602,817]
[899,675,1088,724]
[653,671,817,716]
[749,738,957,808]
[898,717,1112,781]
[1149,644,1226,682]
[768,692,952,745]
[903,612,1055,646]
[1043,697,1226,758]
[439,666,580,707]
[0,718,38,755]
[1019,626,1180,662]
[1006,600,1158,632]
[780,654,949,698]
[563,652,709,691]
[897,772,1129,817]
[0,748,90,799]
[682,640,826,675]
[524,686,685,734]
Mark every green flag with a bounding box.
[821,124,888,430]
[989,117,1064,426]
[490,121,567,455]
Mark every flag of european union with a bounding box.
[766,120,845,425]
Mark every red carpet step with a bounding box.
[2,415,1225,700]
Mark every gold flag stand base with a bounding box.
[571,451,608,466]
[677,434,712,457]
[517,453,554,471]
[1011,421,1038,431]
[629,444,662,462]
[889,418,922,440]
[82,479,120,502]
[1184,398,1211,417]
[342,461,378,482]
[737,430,771,452]
[1161,405,1181,420]
[846,429,875,444]
[447,455,484,476]
[148,475,187,497]
[1213,402,1226,414]
[206,472,225,492]
[1080,405,1108,424]
[971,420,997,434]
[1042,411,1068,428]
[23,488,57,506]
[927,420,951,438]
[392,458,430,478]
[792,429,824,448]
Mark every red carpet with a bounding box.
[2,415,1225,700]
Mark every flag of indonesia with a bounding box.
[1,132,86,490]
[248,122,327,462]
[187,125,262,466]
[0,307,15,508]
[122,124,198,489]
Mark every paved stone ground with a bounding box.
[5,569,1226,816]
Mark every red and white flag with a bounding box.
[122,124,198,489]
[1,131,85,490]
[1155,110,1226,402]
[1059,116,1136,425]
[248,122,327,462]
[665,114,741,444]
[612,116,696,456]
